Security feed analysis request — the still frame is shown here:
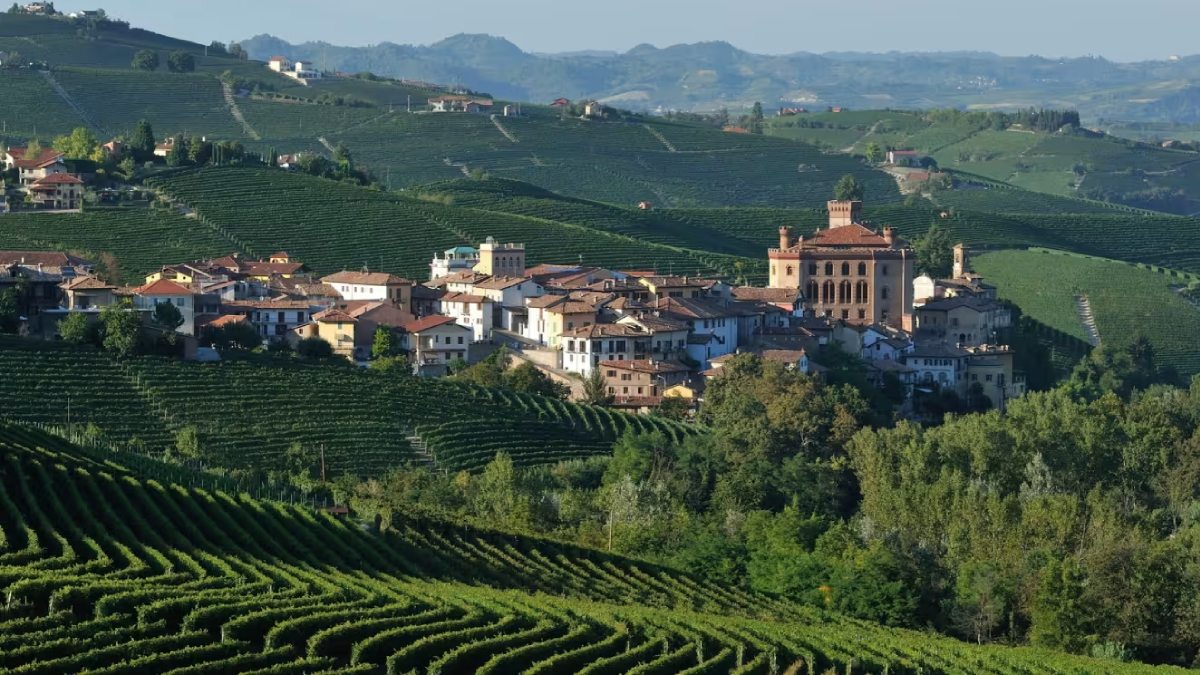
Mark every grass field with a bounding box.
[0,422,1183,674]
[973,249,1200,377]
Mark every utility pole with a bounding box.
[319,445,326,484]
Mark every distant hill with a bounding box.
[237,32,1200,121]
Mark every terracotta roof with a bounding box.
[731,287,802,303]
[474,276,532,291]
[8,147,63,169]
[547,301,597,315]
[207,314,248,328]
[710,349,808,366]
[803,224,893,248]
[526,295,568,309]
[269,251,290,258]
[136,279,192,296]
[620,315,688,332]
[322,271,412,285]
[441,292,488,304]
[652,297,735,320]
[917,296,1003,312]
[224,299,314,310]
[0,251,91,267]
[401,315,460,333]
[61,276,114,291]
[606,359,690,374]
[562,323,644,339]
[31,172,82,186]
[243,261,305,276]
[638,276,718,289]
[313,307,358,323]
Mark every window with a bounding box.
[808,263,818,275]
[841,262,850,276]
[806,280,819,303]
[457,336,464,344]
[841,309,849,320]
[822,280,835,304]
[824,262,834,276]
[881,286,890,300]
[881,265,889,275]
[986,374,993,382]
[606,370,616,377]
[855,280,869,304]
[839,280,851,303]
[858,309,866,320]
[857,262,867,276]
[785,265,794,276]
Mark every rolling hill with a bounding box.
[0,421,1183,674]
[767,109,1200,216]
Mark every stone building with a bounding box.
[768,200,913,329]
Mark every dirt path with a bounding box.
[1074,294,1101,346]
[644,124,677,152]
[40,70,103,136]
[490,115,519,143]
[222,82,261,140]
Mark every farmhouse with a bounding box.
[602,359,691,406]
[768,199,914,330]
[132,279,196,335]
[428,95,494,113]
[27,173,83,210]
[321,271,413,308]
[4,146,67,185]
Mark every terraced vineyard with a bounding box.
[0,422,1182,674]
[0,70,87,137]
[0,207,236,284]
[0,338,690,474]
[973,249,1200,376]
[146,167,756,279]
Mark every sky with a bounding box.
[84,0,1195,61]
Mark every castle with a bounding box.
[768,200,913,329]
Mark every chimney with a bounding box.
[883,227,896,246]
[778,226,791,250]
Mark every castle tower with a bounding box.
[826,200,863,229]
[475,236,526,277]
[953,243,967,279]
[778,226,791,250]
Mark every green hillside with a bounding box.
[973,249,1200,377]
[145,167,759,280]
[768,110,1200,215]
[0,338,690,475]
[0,421,1180,674]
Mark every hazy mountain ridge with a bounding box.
[238,33,1200,120]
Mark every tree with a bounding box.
[297,336,334,360]
[58,311,93,344]
[23,138,42,161]
[227,42,247,60]
[748,101,765,135]
[505,361,569,399]
[151,301,184,331]
[131,49,159,71]
[52,127,102,161]
[166,135,189,167]
[914,222,954,278]
[207,41,226,54]
[166,50,195,73]
[834,174,865,201]
[865,142,884,164]
[454,347,508,387]
[582,368,613,406]
[129,119,155,160]
[174,425,202,460]
[371,326,395,359]
[99,300,142,358]
[7,3,20,14]
[657,396,691,421]
[204,320,260,350]
[0,288,19,333]
[370,355,412,375]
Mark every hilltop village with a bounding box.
[3,196,1023,417]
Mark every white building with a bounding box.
[561,323,649,376]
[438,292,494,341]
[132,279,196,335]
[321,271,413,305]
[430,245,479,280]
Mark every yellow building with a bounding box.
[768,200,914,330]
[473,237,525,277]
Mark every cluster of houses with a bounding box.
[266,56,322,84]
[1,146,86,211]
[2,200,1026,415]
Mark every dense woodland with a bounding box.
[335,341,1200,666]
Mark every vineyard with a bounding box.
[0,337,691,475]
[0,70,86,138]
[973,249,1200,376]
[145,167,757,280]
[0,422,1182,674]
[0,207,236,284]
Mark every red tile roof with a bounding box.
[322,271,412,285]
[401,315,459,333]
[0,251,91,267]
[7,147,64,169]
[606,359,690,374]
[804,224,892,248]
[31,173,82,186]
[441,292,488,304]
[207,314,248,328]
[136,279,192,296]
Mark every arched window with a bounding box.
[855,280,869,303]
[824,262,834,276]
[857,262,867,276]
[881,265,890,276]
[841,262,850,276]
[881,286,890,300]
[808,263,818,275]
[770,265,776,277]
[785,265,794,276]
[822,280,835,304]
[807,280,819,303]
[839,280,851,303]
